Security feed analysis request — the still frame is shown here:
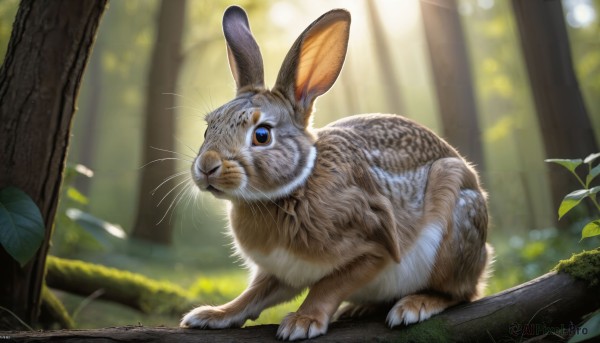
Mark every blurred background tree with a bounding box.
[1,0,599,331]
[365,0,406,117]
[420,0,485,171]
[131,0,186,245]
[513,0,598,227]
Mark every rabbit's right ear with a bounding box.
[274,9,350,127]
[222,6,265,92]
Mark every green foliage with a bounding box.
[583,220,600,240]
[66,209,126,249]
[559,188,599,220]
[0,0,18,61]
[488,226,598,295]
[546,153,600,240]
[552,246,600,343]
[0,187,45,266]
[569,311,600,343]
[51,164,126,256]
[545,158,584,176]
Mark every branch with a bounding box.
[45,256,194,315]
[4,270,600,342]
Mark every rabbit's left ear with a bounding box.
[222,6,265,92]
[274,9,350,127]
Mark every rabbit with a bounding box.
[180,5,493,341]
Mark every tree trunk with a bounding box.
[512,0,599,219]
[131,0,186,245]
[365,0,406,116]
[3,271,599,342]
[0,0,107,329]
[420,0,486,171]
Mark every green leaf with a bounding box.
[63,164,94,184]
[545,158,583,176]
[66,208,126,243]
[569,311,600,342]
[581,220,600,239]
[558,189,589,220]
[0,187,45,267]
[66,187,88,205]
[588,164,600,186]
[583,152,600,164]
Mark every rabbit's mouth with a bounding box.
[206,185,224,196]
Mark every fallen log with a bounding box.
[45,256,194,315]
[4,264,600,342]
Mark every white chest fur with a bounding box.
[242,221,443,300]
[246,248,336,289]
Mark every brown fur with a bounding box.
[181,6,492,341]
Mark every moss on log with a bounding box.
[554,248,600,286]
[39,285,74,330]
[45,256,194,315]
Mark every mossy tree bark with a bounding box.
[3,269,600,342]
[0,0,108,329]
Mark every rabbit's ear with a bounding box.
[274,9,350,126]
[222,6,264,91]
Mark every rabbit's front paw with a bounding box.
[180,305,244,329]
[386,294,454,328]
[277,312,328,341]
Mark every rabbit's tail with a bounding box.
[474,243,495,299]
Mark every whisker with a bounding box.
[255,196,278,226]
[157,177,190,207]
[150,146,196,160]
[238,187,267,224]
[166,88,213,120]
[162,92,208,112]
[156,180,189,225]
[161,92,186,98]
[183,179,200,212]
[177,182,192,235]
[168,184,192,225]
[175,136,198,156]
[140,157,193,169]
[252,194,278,226]
[240,190,258,218]
[152,170,190,195]
[246,183,288,214]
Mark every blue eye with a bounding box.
[252,126,271,146]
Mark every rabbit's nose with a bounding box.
[199,151,222,176]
